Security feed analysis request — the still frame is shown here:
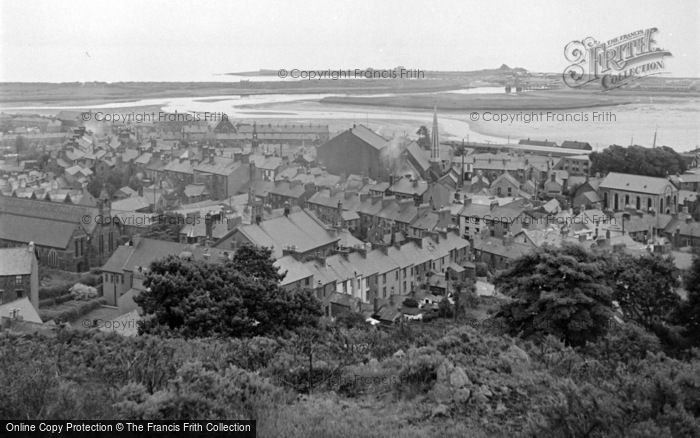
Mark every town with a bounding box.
[1,107,698,330]
[1,1,699,436]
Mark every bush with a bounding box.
[396,347,444,396]
[70,283,98,300]
[39,284,71,299]
[38,298,106,322]
[78,273,102,287]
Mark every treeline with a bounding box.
[590,145,687,177]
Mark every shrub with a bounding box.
[70,283,98,300]
[396,347,444,396]
[39,284,71,299]
[39,298,106,322]
[78,273,102,287]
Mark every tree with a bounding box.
[14,135,27,156]
[416,126,431,150]
[678,255,700,347]
[608,253,680,330]
[135,248,323,338]
[232,245,285,282]
[590,145,686,177]
[494,244,614,346]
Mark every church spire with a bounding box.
[431,105,440,161]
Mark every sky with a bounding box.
[1,0,698,82]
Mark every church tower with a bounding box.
[430,105,440,162]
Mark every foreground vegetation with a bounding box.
[1,244,699,437]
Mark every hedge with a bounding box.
[38,293,74,308]
[38,298,107,323]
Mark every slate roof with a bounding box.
[231,210,338,258]
[275,255,314,286]
[0,297,42,324]
[406,141,430,172]
[0,247,35,276]
[472,236,534,259]
[347,125,388,150]
[390,178,429,196]
[599,172,674,195]
[194,157,241,176]
[111,196,151,212]
[101,238,227,274]
[0,195,98,247]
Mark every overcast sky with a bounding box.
[1,0,698,82]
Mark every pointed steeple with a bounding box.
[430,105,440,162]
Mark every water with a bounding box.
[1,87,698,151]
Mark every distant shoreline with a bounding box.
[0,80,471,107]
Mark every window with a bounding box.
[382,287,387,298]
[382,273,386,283]
[48,249,57,267]
[15,290,23,298]
[15,275,22,285]
[395,271,399,280]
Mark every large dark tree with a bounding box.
[494,244,614,346]
[135,246,323,338]
[232,245,285,282]
[590,145,686,177]
[679,255,700,347]
[416,126,431,150]
[608,253,680,330]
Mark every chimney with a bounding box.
[503,233,513,247]
[438,207,451,225]
[204,213,213,240]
